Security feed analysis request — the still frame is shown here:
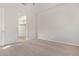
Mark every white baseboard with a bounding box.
[38,37,79,46]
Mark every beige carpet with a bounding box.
[0,39,79,56]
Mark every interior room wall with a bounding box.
[16,4,36,40]
[37,4,79,45]
[0,8,4,45]
[4,7,18,45]
[0,3,36,45]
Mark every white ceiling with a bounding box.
[0,3,60,8]
[0,3,65,14]
[34,3,64,13]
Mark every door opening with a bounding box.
[18,15,27,41]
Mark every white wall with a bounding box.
[16,4,36,40]
[37,4,79,45]
[0,8,4,45]
[0,3,36,45]
[4,7,18,45]
[4,4,37,44]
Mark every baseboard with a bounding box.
[38,38,79,47]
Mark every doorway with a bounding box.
[18,15,27,41]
